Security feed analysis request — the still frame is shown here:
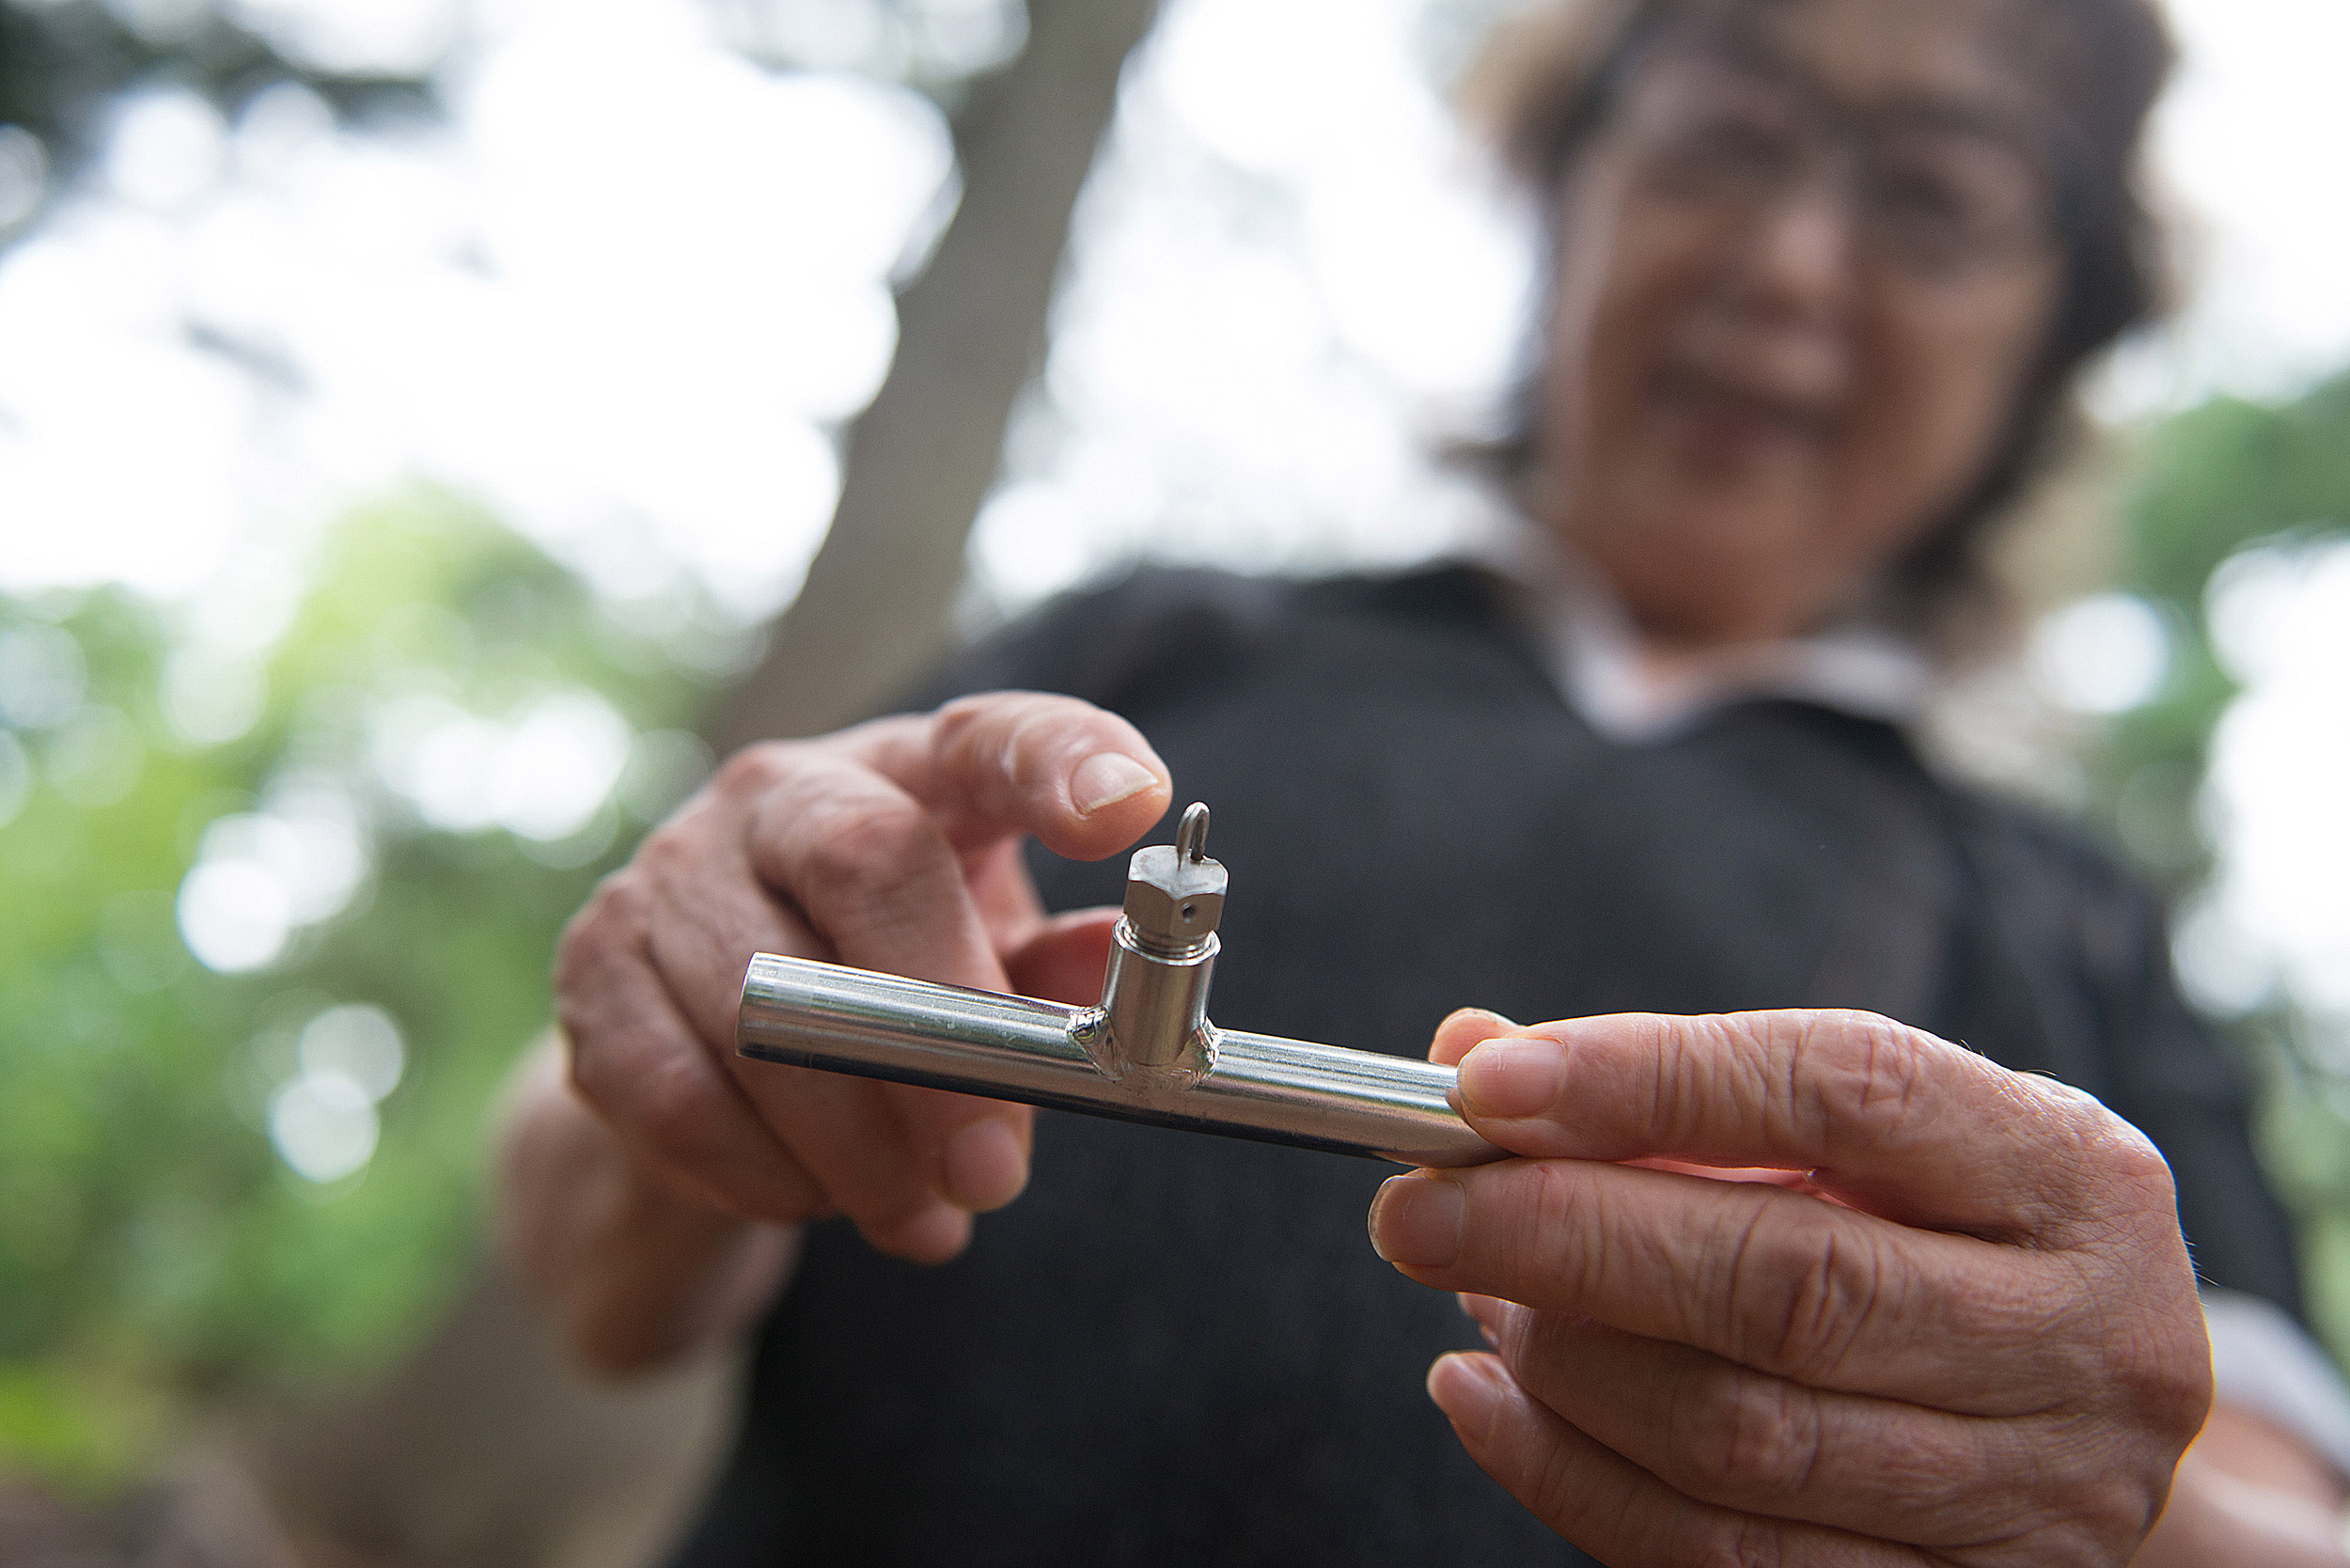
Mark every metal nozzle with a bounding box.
[1118,802,1226,958]
[1091,802,1224,1081]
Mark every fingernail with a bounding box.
[943,1119,1028,1212]
[1459,1036,1566,1120]
[1072,753,1160,814]
[1427,1352,1508,1434]
[1369,1174,1464,1268]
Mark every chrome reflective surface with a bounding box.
[737,953,1503,1168]
[734,802,1506,1168]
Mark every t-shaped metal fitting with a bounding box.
[737,799,1505,1167]
[1081,802,1224,1081]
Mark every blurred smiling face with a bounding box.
[1536,0,2067,645]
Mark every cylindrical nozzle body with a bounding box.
[1096,922,1215,1079]
[1089,803,1227,1080]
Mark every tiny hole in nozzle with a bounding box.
[1177,801,1210,863]
[1181,902,1196,920]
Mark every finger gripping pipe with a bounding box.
[735,803,1504,1168]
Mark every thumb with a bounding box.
[1003,908,1120,1007]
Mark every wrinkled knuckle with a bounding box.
[579,866,649,932]
[1652,1015,1729,1145]
[628,1053,730,1172]
[714,740,798,798]
[1813,1011,1932,1130]
[1512,1162,1591,1278]
[1525,1426,1590,1542]
[2049,1104,2188,1254]
[931,693,995,746]
[2139,1397,2207,1468]
[796,797,935,893]
[553,905,603,993]
[2095,1115,2178,1201]
[935,692,1049,776]
[1678,1371,1819,1504]
[996,704,1058,787]
[629,822,703,892]
[1759,1218,1887,1382]
[2113,1315,2214,1442]
[2043,1461,2164,1567]
[1693,1516,1789,1568]
[555,874,643,984]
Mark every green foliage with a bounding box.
[2080,367,2350,1359]
[0,490,726,1490]
[2128,373,2350,608]
[2072,371,2350,891]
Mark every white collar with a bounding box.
[1450,510,1933,745]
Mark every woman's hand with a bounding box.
[1369,1008,2212,1565]
[549,693,1167,1263]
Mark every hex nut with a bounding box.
[1121,844,1226,950]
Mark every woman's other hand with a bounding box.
[1370,1008,2211,1564]
[510,692,1167,1371]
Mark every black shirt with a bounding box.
[668,566,2299,1568]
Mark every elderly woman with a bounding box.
[502,0,2347,1561]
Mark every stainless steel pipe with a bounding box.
[736,952,1504,1168]
[735,803,1505,1168]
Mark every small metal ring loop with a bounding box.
[1176,801,1211,864]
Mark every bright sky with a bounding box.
[0,0,957,617]
[2108,0,2350,410]
[1,0,2346,1029]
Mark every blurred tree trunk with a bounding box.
[221,14,1167,1567]
[707,0,1162,751]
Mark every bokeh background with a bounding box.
[2,0,2346,1560]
